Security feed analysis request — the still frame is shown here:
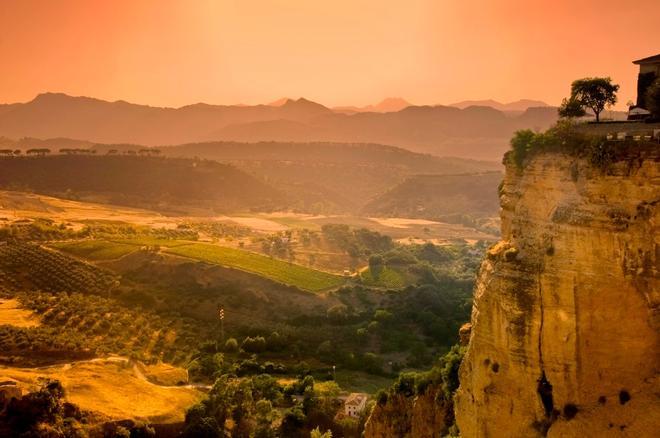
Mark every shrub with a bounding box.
[326,304,348,321]
[509,129,537,167]
[393,372,416,397]
[224,338,239,352]
[241,336,266,353]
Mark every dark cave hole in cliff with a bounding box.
[598,395,607,405]
[537,373,554,417]
[491,362,499,373]
[563,403,578,420]
[619,390,631,405]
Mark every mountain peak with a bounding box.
[267,97,291,107]
[332,97,412,114]
[372,97,412,112]
[280,97,330,112]
[32,92,75,103]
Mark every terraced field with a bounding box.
[164,242,345,292]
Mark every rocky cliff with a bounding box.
[364,385,453,438]
[455,148,660,436]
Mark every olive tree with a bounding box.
[561,77,619,122]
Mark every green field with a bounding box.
[164,242,344,292]
[334,369,395,393]
[111,237,192,248]
[360,266,407,288]
[51,240,138,261]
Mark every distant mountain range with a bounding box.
[448,99,550,112]
[0,93,559,161]
[332,97,413,114]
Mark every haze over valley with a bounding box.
[0,92,558,161]
[0,1,658,437]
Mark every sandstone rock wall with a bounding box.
[455,151,660,437]
[364,385,453,438]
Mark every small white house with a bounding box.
[344,393,367,417]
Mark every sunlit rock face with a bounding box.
[455,150,660,437]
[364,385,453,438]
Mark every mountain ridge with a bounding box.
[449,98,550,111]
[0,93,559,160]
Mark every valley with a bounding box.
[3,6,656,433]
[0,182,490,434]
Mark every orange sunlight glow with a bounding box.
[0,0,658,108]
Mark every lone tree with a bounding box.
[559,77,619,123]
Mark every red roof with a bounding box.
[633,54,660,65]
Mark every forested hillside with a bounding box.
[0,155,284,212]
[362,172,502,226]
[159,141,501,213]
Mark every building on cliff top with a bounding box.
[633,53,660,110]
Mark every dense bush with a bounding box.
[183,373,357,438]
[507,121,657,171]
[0,380,96,437]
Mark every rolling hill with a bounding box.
[362,172,503,222]
[0,155,284,213]
[158,141,502,213]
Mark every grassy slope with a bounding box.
[0,359,203,423]
[164,242,345,292]
[51,240,138,261]
[0,299,40,327]
[110,237,192,248]
[49,238,345,291]
[360,266,407,288]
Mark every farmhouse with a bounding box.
[344,392,367,417]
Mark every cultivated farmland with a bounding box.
[51,240,138,261]
[164,242,345,292]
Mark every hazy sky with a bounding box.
[1,0,658,108]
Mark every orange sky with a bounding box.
[0,0,658,108]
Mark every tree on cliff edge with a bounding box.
[559,77,619,122]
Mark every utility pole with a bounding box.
[218,307,225,344]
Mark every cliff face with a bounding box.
[364,385,453,438]
[455,151,660,436]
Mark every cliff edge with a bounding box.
[455,147,660,436]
